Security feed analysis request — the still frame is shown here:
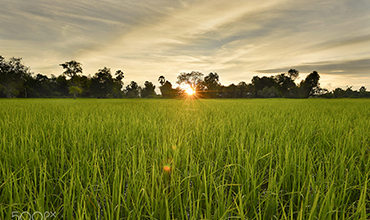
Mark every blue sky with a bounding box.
[1,0,370,91]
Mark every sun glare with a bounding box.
[185,88,195,96]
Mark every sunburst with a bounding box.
[185,88,195,96]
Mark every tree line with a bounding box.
[0,56,369,99]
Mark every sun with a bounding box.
[185,88,195,96]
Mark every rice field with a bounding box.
[0,98,369,219]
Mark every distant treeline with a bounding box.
[0,56,369,99]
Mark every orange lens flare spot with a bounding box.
[171,145,177,150]
[163,165,171,172]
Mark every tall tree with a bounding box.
[274,73,296,97]
[203,72,220,98]
[34,73,53,97]
[287,69,299,81]
[158,76,176,98]
[125,81,140,98]
[78,75,92,97]
[115,70,124,82]
[159,78,176,98]
[176,71,204,92]
[359,86,369,98]
[221,84,239,98]
[251,76,277,97]
[237,81,248,98]
[59,60,83,79]
[158,75,166,86]
[359,86,366,93]
[112,70,124,98]
[0,56,32,98]
[300,71,321,97]
[257,86,278,98]
[91,67,114,98]
[141,81,156,98]
[55,75,70,97]
[59,60,83,99]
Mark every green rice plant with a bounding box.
[0,98,369,219]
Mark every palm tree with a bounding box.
[158,75,165,86]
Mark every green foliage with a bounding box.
[68,86,83,99]
[59,60,84,99]
[0,99,369,219]
[257,86,278,98]
[0,56,32,98]
[328,86,370,98]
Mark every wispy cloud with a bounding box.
[257,58,370,76]
[1,0,370,89]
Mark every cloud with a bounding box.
[306,35,370,52]
[256,58,370,76]
[1,0,370,90]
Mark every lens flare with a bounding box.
[163,165,171,173]
[185,88,195,95]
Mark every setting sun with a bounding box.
[185,88,195,96]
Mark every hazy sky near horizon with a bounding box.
[1,0,370,90]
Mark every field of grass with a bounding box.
[0,98,369,219]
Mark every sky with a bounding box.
[1,0,370,91]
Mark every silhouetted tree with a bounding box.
[60,60,83,99]
[176,71,204,92]
[245,83,254,98]
[345,86,356,97]
[77,75,91,97]
[251,76,277,97]
[111,70,124,98]
[0,56,32,98]
[237,81,248,98]
[359,86,370,98]
[359,86,366,93]
[161,81,176,98]
[221,84,239,98]
[195,82,207,98]
[257,86,278,98]
[125,81,140,98]
[4,54,362,100]
[300,71,320,97]
[34,73,54,97]
[333,88,345,98]
[329,86,370,98]
[158,76,166,86]
[91,67,114,98]
[287,69,299,81]
[55,75,70,97]
[274,73,296,97]
[59,60,82,78]
[203,72,220,98]
[141,81,156,98]
[157,76,176,98]
[115,70,124,82]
